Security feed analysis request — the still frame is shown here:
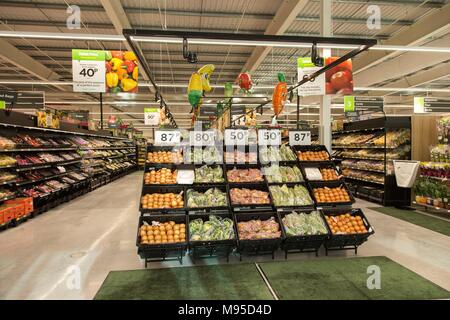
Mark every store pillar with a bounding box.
[319,0,332,152]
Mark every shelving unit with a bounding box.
[137,135,374,266]
[0,111,138,231]
[332,117,412,206]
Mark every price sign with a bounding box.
[289,130,311,146]
[190,130,216,146]
[224,129,249,146]
[72,50,106,93]
[258,129,281,146]
[144,108,160,125]
[155,130,181,146]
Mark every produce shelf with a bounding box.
[0,164,17,169]
[0,194,16,202]
[412,201,450,213]
[322,208,374,255]
[229,183,273,213]
[419,175,449,182]
[15,172,72,187]
[309,180,355,208]
[0,147,78,153]
[0,180,17,186]
[188,213,236,263]
[234,212,284,260]
[342,176,384,185]
[340,166,385,174]
[279,210,330,258]
[137,214,188,267]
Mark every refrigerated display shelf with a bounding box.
[340,166,385,174]
[0,147,78,153]
[343,176,384,186]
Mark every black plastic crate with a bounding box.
[193,164,226,185]
[223,145,259,165]
[187,213,237,262]
[234,212,284,260]
[299,161,342,183]
[268,182,315,212]
[262,163,305,185]
[185,185,229,214]
[225,163,266,185]
[136,214,188,266]
[322,208,374,255]
[140,185,186,214]
[293,145,332,163]
[258,145,298,166]
[229,183,273,212]
[279,210,330,258]
[309,180,355,207]
[183,145,224,165]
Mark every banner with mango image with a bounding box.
[105,51,139,93]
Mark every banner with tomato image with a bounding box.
[105,51,139,94]
[325,57,353,95]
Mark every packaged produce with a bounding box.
[141,192,184,209]
[189,215,235,241]
[0,188,15,199]
[282,211,328,236]
[313,186,351,203]
[186,188,228,208]
[177,170,195,184]
[229,188,270,205]
[145,168,177,184]
[224,150,257,164]
[139,220,186,245]
[0,136,16,149]
[270,184,313,206]
[297,150,329,161]
[237,217,281,240]
[320,168,339,180]
[187,147,222,163]
[325,213,367,234]
[194,165,224,183]
[0,155,16,167]
[264,164,303,183]
[227,168,263,183]
[341,168,384,184]
[0,171,17,183]
[304,168,322,181]
[147,151,183,164]
[259,145,296,162]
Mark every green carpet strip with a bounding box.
[369,207,450,237]
[94,256,449,300]
[94,263,273,300]
[259,256,449,300]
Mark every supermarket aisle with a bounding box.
[0,172,449,299]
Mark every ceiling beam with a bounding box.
[354,1,450,73]
[241,0,310,74]
[355,33,450,87]
[0,39,67,91]
[366,61,450,96]
[319,0,445,8]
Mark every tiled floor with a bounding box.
[0,172,449,299]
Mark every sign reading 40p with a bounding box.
[72,49,106,93]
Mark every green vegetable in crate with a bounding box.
[259,145,296,162]
[187,187,228,208]
[282,211,328,236]
[189,215,235,241]
[264,164,304,183]
[194,165,224,183]
[270,184,313,206]
[187,147,222,163]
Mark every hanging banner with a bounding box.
[325,57,353,95]
[144,108,160,125]
[72,50,106,93]
[297,57,325,96]
[105,51,138,94]
[414,97,450,113]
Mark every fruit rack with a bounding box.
[332,117,411,206]
[137,131,374,266]
[0,112,137,231]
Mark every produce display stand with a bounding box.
[186,184,230,215]
[322,208,374,255]
[278,210,331,258]
[332,117,412,206]
[188,213,236,263]
[137,214,188,266]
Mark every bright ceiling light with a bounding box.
[355,87,450,93]
[371,45,450,53]
[0,30,123,41]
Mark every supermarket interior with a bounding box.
[0,0,449,302]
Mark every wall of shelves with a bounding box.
[332,117,412,206]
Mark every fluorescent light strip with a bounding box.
[355,87,450,93]
[0,31,449,53]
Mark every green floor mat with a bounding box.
[94,263,273,300]
[369,206,450,237]
[260,256,450,300]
